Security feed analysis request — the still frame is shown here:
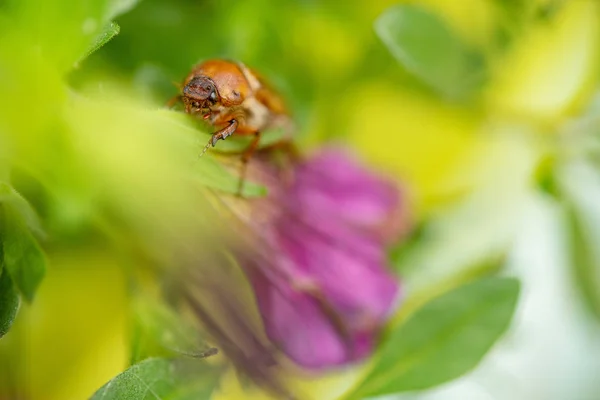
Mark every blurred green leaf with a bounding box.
[493,0,564,23]
[348,277,520,398]
[536,0,566,21]
[0,183,44,236]
[131,297,215,364]
[375,4,486,99]
[567,205,600,319]
[0,269,20,338]
[389,221,428,272]
[557,161,600,320]
[90,357,218,400]
[1,204,47,302]
[78,21,121,65]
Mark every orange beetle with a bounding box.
[175,59,294,193]
[181,61,291,149]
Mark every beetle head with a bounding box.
[182,76,219,110]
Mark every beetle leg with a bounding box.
[211,119,239,146]
[237,131,261,197]
[200,119,239,157]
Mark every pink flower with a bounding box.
[180,146,407,396]
[241,147,406,370]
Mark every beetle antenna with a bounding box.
[200,139,212,157]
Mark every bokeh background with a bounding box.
[1,0,600,399]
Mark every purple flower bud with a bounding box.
[243,147,405,370]
[284,149,408,244]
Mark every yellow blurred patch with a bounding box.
[417,0,497,46]
[292,14,363,79]
[6,248,128,400]
[211,369,275,400]
[342,83,480,213]
[487,0,600,122]
[212,362,369,400]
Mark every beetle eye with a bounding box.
[209,91,217,102]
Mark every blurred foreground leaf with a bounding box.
[348,277,520,398]
[152,110,267,198]
[90,357,219,400]
[375,4,486,99]
[195,156,267,198]
[212,128,287,153]
[0,269,19,338]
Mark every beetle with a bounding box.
[173,59,294,194]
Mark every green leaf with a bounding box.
[375,4,486,99]
[78,21,120,63]
[131,297,215,364]
[73,0,141,66]
[192,128,282,197]
[556,161,600,319]
[0,182,43,236]
[0,269,20,338]
[153,110,268,198]
[567,205,600,319]
[348,277,520,398]
[195,156,267,198]
[90,358,219,400]
[0,182,46,302]
[2,205,47,302]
